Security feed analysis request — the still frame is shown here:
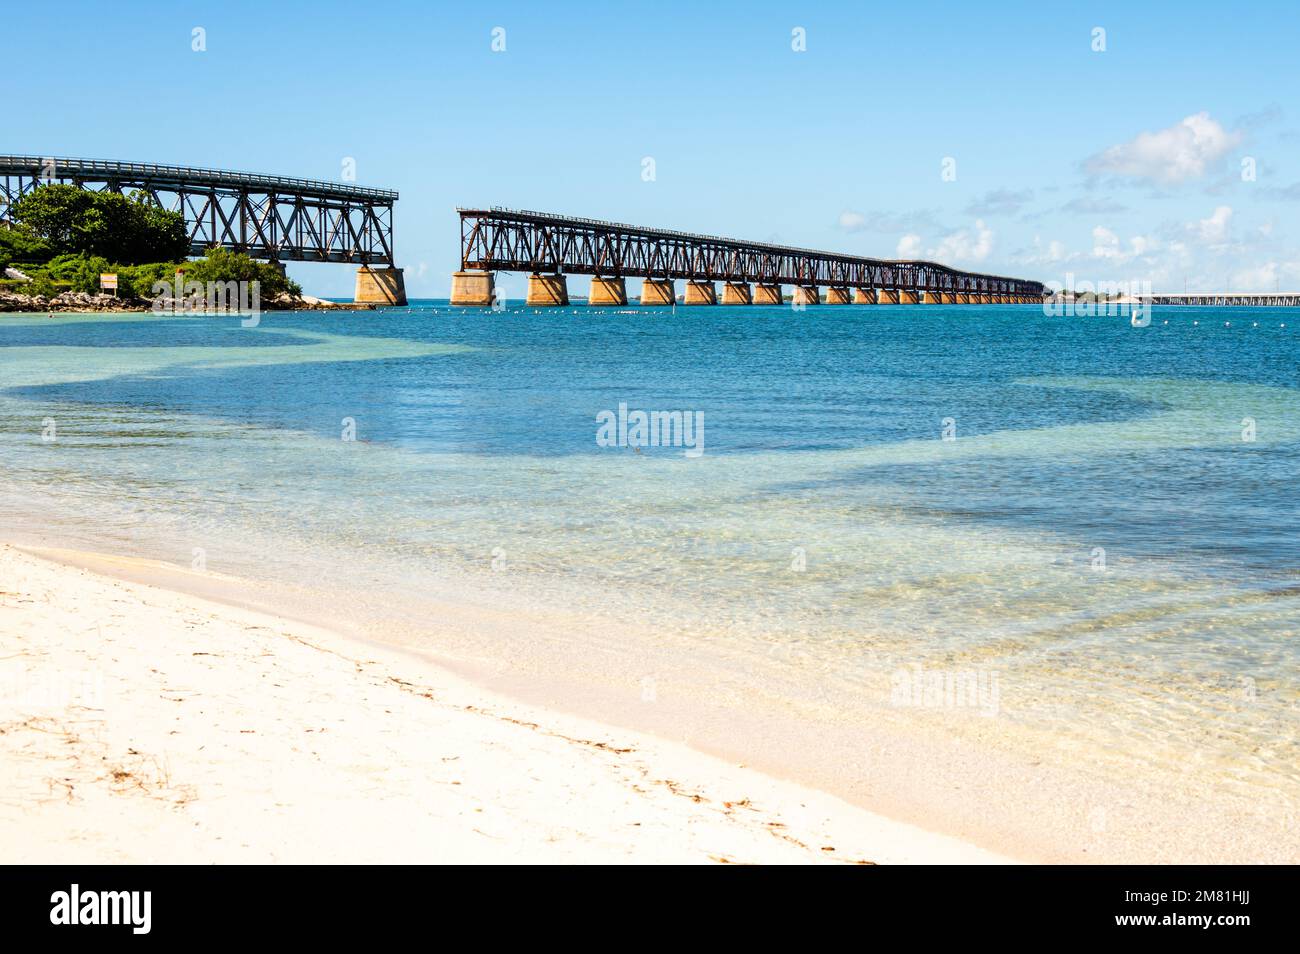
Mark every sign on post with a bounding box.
[100,273,118,296]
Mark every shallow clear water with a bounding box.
[2,302,1297,797]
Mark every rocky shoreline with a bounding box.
[0,290,377,313]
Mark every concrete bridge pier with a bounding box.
[898,290,920,304]
[641,279,675,305]
[355,266,407,306]
[853,287,878,304]
[526,273,570,306]
[877,289,900,304]
[450,270,495,306]
[722,282,752,305]
[825,286,851,304]
[684,281,717,305]
[589,276,628,306]
[792,286,820,306]
[753,283,782,305]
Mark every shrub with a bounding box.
[184,247,300,298]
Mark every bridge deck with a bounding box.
[0,155,396,202]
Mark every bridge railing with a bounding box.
[0,155,397,201]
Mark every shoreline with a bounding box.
[6,529,1295,865]
[0,542,1011,864]
[0,297,375,314]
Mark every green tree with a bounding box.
[8,184,188,264]
[6,185,94,254]
[134,194,189,262]
[0,222,53,265]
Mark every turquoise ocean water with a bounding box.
[1,301,1297,805]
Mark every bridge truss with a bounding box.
[0,155,396,265]
[458,207,1043,297]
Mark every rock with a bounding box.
[0,290,46,312]
[0,289,150,313]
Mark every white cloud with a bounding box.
[1013,236,1074,267]
[1085,112,1242,184]
[1092,226,1120,258]
[839,211,867,232]
[1233,262,1278,290]
[896,234,923,258]
[933,220,994,262]
[895,222,993,263]
[1061,196,1129,215]
[964,189,1034,217]
[1194,205,1233,243]
[839,209,943,234]
[1091,226,1159,263]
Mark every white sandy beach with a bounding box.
[0,544,1010,864]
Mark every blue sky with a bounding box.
[6,0,1299,295]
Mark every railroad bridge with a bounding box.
[453,208,1045,306]
[0,155,406,304]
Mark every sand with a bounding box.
[0,544,1011,864]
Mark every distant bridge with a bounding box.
[1144,293,1300,307]
[0,155,405,303]
[452,207,1045,306]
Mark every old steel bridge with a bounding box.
[0,155,406,302]
[452,207,1045,306]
